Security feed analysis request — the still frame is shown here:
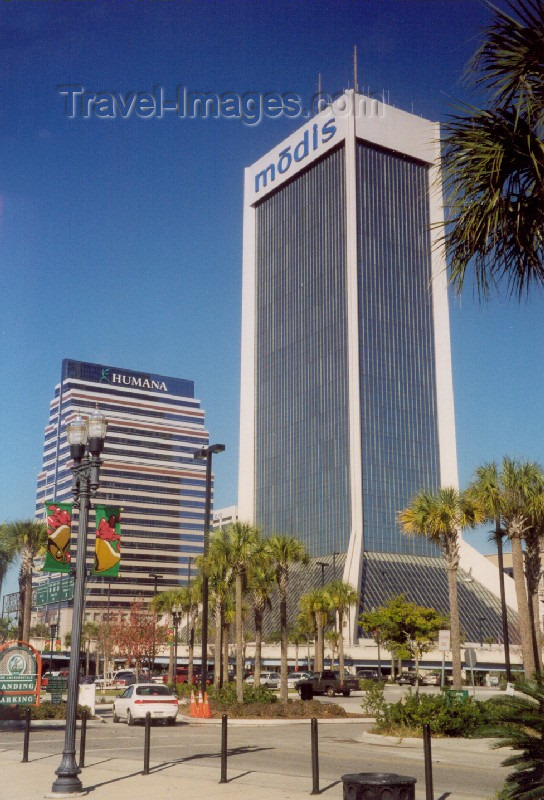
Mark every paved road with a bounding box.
[0,713,509,800]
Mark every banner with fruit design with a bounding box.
[43,503,73,573]
[93,506,121,577]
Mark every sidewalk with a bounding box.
[0,730,505,800]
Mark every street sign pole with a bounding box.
[438,629,451,689]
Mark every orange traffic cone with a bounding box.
[189,690,197,717]
[197,689,204,717]
[202,692,211,719]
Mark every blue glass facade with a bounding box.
[356,143,441,556]
[253,140,441,558]
[254,148,352,554]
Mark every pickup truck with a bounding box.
[295,670,359,697]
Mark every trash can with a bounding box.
[299,682,313,701]
[341,772,416,800]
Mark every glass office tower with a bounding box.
[35,359,210,622]
[239,92,459,586]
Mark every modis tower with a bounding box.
[238,91,459,596]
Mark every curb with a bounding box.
[0,719,106,730]
[177,713,371,725]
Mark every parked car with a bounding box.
[41,671,59,688]
[287,671,311,689]
[112,683,179,725]
[356,668,386,682]
[244,671,281,689]
[395,672,422,685]
[112,670,138,686]
[420,672,441,686]
[296,670,359,697]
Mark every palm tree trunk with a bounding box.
[22,554,33,643]
[222,621,229,682]
[279,571,288,703]
[188,613,195,684]
[254,606,263,685]
[316,619,323,672]
[510,529,536,677]
[338,610,345,682]
[525,533,542,674]
[236,571,244,703]
[168,640,174,686]
[447,565,462,689]
[214,602,222,686]
[17,570,25,640]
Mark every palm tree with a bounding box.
[468,462,513,679]
[500,457,543,677]
[485,674,544,799]
[288,620,309,672]
[247,559,275,686]
[266,534,308,702]
[398,488,483,689]
[442,0,544,298]
[300,589,330,672]
[1,520,47,642]
[325,630,339,668]
[0,540,15,608]
[206,528,233,686]
[151,588,187,684]
[225,522,261,702]
[82,621,99,676]
[326,579,359,682]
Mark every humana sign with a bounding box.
[101,369,168,392]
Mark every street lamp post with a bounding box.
[49,623,58,674]
[495,530,512,682]
[52,408,107,794]
[193,443,225,694]
[172,606,182,685]
[316,561,328,670]
[149,573,162,674]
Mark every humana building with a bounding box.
[34,359,209,630]
[238,91,518,645]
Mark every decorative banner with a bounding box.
[93,506,121,577]
[43,639,62,653]
[43,503,73,573]
[166,627,174,645]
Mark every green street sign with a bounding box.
[48,677,67,705]
[35,577,75,608]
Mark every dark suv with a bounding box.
[356,668,385,682]
[395,672,421,685]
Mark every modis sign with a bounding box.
[254,118,337,194]
[247,110,345,204]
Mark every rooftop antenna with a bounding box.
[353,45,359,93]
[317,73,324,113]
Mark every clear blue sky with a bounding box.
[1,1,542,598]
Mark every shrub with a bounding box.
[374,691,490,737]
[361,681,386,717]
[478,676,544,799]
[0,702,92,721]
[208,682,277,708]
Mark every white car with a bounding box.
[244,671,281,689]
[287,671,311,689]
[112,683,179,725]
